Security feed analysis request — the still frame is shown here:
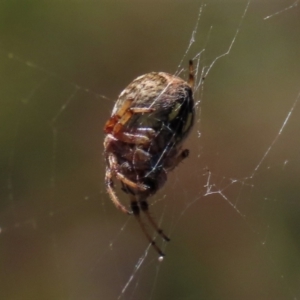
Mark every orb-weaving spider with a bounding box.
[104,61,195,258]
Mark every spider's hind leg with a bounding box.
[139,198,170,242]
[130,196,166,257]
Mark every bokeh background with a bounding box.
[1,1,300,299]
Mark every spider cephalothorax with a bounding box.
[104,61,195,258]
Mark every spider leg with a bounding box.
[129,107,155,114]
[115,171,148,191]
[108,153,148,191]
[132,147,151,163]
[167,148,190,171]
[116,132,151,145]
[104,97,155,135]
[188,59,194,90]
[105,168,131,215]
[104,129,155,154]
[117,106,155,131]
[139,198,170,242]
[104,98,134,134]
[174,148,189,167]
[130,198,165,257]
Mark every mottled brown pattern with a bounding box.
[103,61,195,257]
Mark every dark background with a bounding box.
[1,1,300,299]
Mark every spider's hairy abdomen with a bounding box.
[116,72,194,147]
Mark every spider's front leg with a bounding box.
[112,105,155,136]
[104,98,156,146]
[116,127,156,146]
[105,167,131,215]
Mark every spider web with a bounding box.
[1,1,300,299]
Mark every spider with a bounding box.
[104,60,195,258]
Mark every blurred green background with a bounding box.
[1,1,300,299]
